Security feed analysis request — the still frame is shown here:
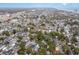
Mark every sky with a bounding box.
[0,3,79,10]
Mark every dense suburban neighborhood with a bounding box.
[0,8,79,55]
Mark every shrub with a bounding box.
[2,31,10,36]
[17,42,26,55]
[0,36,5,42]
[23,27,28,32]
[29,34,34,41]
[12,29,17,34]
[71,36,78,44]
[26,47,33,55]
[38,47,46,55]
[40,15,46,19]
[36,31,45,41]
[47,40,56,54]
[17,35,23,42]
[62,45,71,55]
[73,48,79,54]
